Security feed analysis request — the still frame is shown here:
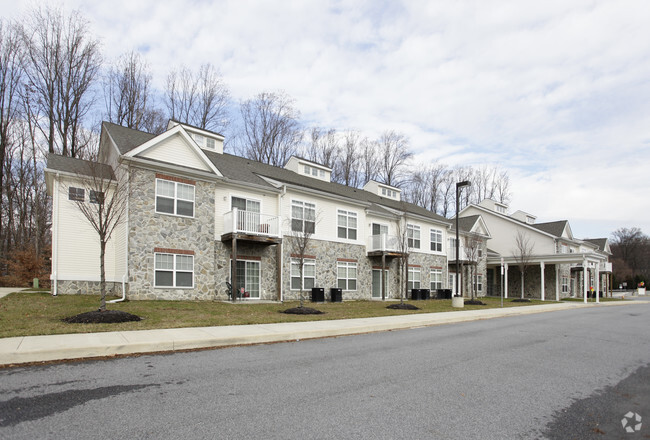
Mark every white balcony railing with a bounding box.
[224,208,280,237]
[367,234,402,253]
[599,262,613,272]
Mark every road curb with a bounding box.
[0,300,644,367]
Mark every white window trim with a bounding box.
[230,194,263,211]
[154,252,194,288]
[290,258,315,290]
[337,261,357,291]
[407,224,421,249]
[429,228,443,253]
[475,274,483,292]
[155,178,195,218]
[408,266,421,290]
[337,209,358,241]
[291,199,316,234]
[430,268,443,290]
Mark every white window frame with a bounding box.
[291,200,316,234]
[407,224,420,249]
[430,268,443,290]
[154,252,194,288]
[155,178,195,218]
[291,258,315,290]
[337,261,357,291]
[430,228,443,252]
[475,274,483,292]
[562,276,569,293]
[337,209,357,240]
[229,259,261,299]
[408,266,421,291]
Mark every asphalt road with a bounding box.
[1,304,649,439]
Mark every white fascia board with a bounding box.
[43,167,117,188]
[218,177,282,195]
[488,252,605,265]
[462,204,557,240]
[124,125,222,177]
[122,156,224,183]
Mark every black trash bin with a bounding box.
[311,287,325,302]
[330,288,343,302]
[436,289,445,299]
[411,289,422,300]
[443,289,452,299]
[422,289,430,300]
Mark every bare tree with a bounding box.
[0,21,24,255]
[463,232,482,300]
[238,91,302,167]
[103,50,155,131]
[513,230,534,299]
[333,130,362,187]
[64,159,130,311]
[377,130,412,187]
[362,137,380,185]
[394,212,412,303]
[20,6,101,157]
[286,209,319,308]
[165,63,229,133]
[306,127,339,168]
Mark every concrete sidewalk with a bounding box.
[0,300,645,367]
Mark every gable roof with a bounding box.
[103,122,451,226]
[46,153,115,180]
[584,238,611,254]
[532,220,570,238]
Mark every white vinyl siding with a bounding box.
[140,133,212,171]
[155,253,194,288]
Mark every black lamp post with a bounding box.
[455,180,471,297]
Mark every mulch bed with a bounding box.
[281,306,324,315]
[386,303,420,310]
[465,299,487,305]
[511,298,532,303]
[63,309,142,324]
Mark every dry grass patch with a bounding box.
[0,290,554,338]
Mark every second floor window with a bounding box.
[291,200,315,234]
[407,224,420,249]
[337,210,357,240]
[69,187,84,202]
[156,178,195,217]
[430,229,442,252]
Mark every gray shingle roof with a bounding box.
[46,153,115,180]
[103,122,451,226]
[584,238,608,252]
[532,220,568,238]
[457,215,480,233]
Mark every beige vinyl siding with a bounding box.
[54,176,122,282]
[139,133,212,172]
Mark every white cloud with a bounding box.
[4,0,650,237]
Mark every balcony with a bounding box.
[222,208,280,243]
[599,262,613,272]
[367,234,403,256]
[447,244,467,262]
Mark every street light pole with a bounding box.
[455,180,471,298]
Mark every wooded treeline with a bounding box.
[0,6,513,286]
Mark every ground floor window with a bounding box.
[231,260,260,298]
[475,274,483,293]
[291,258,315,290]
[430,268,443,290]
[408,266,421,291]
[562,276,569,293]
[155,252,194,288]
[337,261,357,291]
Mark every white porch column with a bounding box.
[539,261,545,301]
[595,263,600,303]
[504,263,509,299]
[583,260,588,303]
[555,265,560,301]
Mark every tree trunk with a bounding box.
[520,269,525,299]
[100,238,106,311]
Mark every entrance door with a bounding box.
[234,260,260,299]
[372,269,389,299]
[449,273,457,295]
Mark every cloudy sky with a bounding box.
[3,0,650,240]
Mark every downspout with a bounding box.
[278,185,286,302]
[52,173,60,296]
[108,163,130,304]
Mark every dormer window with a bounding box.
[526,216,535,224]
[303,164,324,178]
[206,138,215,149]
[496,205,507,214]
[191,132,216,150]
[381,187,397,198]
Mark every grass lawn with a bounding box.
[1,289,562,338]
[561,297,623,303]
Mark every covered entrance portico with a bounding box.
[487,253,611,302]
